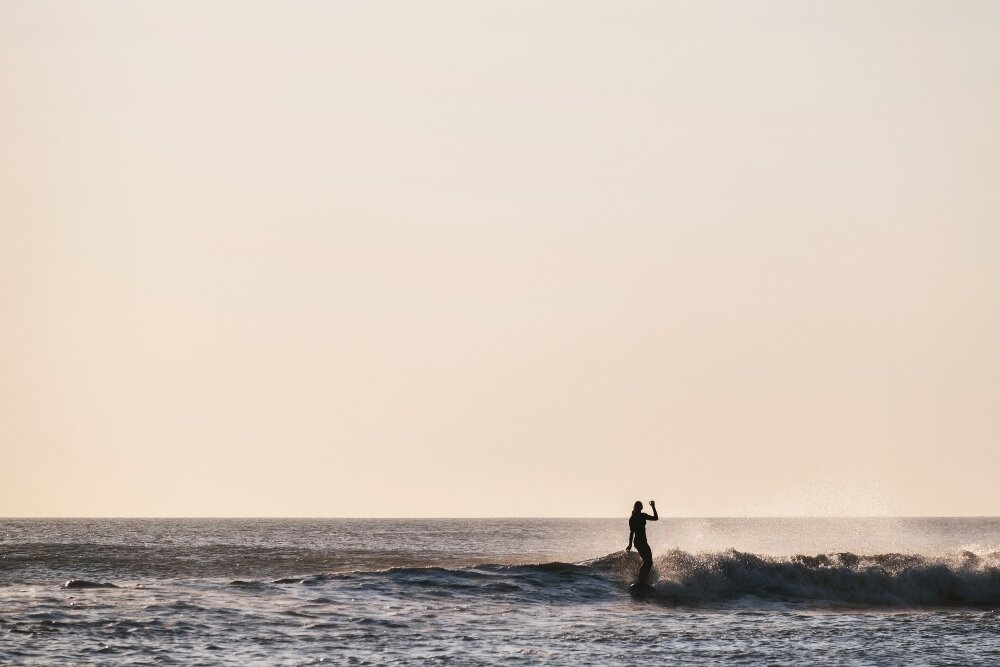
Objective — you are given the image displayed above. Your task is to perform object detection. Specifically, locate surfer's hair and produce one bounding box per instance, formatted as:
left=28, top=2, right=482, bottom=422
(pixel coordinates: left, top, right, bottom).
left=633, top=501, right=642, bottom=513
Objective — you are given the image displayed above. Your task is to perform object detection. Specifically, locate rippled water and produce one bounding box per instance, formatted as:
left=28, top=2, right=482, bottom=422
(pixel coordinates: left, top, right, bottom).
left=2, top=518, right=999, bottom=665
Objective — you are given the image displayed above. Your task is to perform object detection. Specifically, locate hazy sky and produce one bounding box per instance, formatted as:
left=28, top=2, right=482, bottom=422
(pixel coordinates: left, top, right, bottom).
left=2, top=1, right=998, bottom=517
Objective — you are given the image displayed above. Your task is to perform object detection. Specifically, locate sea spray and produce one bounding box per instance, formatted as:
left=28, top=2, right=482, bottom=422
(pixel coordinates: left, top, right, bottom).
left=588, top=548, right=1000, bottom=605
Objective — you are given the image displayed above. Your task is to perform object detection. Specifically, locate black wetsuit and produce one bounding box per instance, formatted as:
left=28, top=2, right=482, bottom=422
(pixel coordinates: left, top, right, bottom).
left=630, top=512, right=654, bottom=580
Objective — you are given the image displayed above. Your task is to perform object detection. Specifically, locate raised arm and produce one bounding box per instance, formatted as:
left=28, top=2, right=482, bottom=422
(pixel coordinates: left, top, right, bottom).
left=644, top=500, right=658, bottom=521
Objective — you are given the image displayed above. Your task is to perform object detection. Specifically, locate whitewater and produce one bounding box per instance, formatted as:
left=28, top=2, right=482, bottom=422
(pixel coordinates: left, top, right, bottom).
left=2, top=518, right=999, bottom=665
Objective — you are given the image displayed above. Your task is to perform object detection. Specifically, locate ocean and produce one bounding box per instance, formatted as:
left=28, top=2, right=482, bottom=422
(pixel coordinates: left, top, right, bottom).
left=2, top=517, right=999, bottom=665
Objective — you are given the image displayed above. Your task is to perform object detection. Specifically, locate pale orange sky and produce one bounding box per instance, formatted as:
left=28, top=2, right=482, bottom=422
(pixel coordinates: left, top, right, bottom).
left=2, top=1, right=998, bottom=517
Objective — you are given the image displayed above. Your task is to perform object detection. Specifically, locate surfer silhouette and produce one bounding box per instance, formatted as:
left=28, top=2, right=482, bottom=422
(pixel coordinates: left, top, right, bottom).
left=626, top=500, right=658, bottom=584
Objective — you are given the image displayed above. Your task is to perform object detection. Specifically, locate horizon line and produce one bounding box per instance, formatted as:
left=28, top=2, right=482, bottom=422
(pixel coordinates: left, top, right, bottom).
left=3, top=515, right=998, bottom=520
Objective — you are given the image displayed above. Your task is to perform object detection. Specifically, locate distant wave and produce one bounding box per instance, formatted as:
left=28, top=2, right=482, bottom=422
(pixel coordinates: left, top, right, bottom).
left=62, top=579, right=116, bottom=589
left=0, top=543, right=468, bottom=581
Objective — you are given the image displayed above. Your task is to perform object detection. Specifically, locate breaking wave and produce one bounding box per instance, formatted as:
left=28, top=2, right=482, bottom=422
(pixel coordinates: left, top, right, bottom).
left=12, top=543, right=1000, bottom=607
left=206, top=549, right=1000, bottom=608
left=586, top=548, right=1000, bottom=606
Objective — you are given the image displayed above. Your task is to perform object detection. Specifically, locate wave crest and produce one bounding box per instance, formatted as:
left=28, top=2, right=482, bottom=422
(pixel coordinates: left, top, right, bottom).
left=599, top=548, right=1000, bottom=606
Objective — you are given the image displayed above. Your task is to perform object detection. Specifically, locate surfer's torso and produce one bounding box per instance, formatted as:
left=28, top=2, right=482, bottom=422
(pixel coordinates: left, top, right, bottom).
left=629, top=513, right=648, bottom=543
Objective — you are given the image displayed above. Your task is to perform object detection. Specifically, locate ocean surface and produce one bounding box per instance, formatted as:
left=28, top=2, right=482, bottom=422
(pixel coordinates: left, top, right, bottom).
left=2, top=517, right=999, bottom=665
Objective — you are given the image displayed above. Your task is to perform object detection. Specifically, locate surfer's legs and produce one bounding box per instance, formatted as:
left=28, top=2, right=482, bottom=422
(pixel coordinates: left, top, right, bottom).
left=636, top=540, right=652, bottom=566
left=636, top=541, right=653, bottom=582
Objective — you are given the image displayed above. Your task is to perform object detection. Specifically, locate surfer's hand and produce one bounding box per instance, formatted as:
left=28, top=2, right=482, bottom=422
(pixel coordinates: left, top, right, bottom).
left=649, top=500, right=655, bottom=507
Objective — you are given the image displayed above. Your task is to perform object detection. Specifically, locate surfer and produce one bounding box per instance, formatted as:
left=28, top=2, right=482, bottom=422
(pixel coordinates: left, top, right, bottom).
left=626, top=500, right=658, bottom=583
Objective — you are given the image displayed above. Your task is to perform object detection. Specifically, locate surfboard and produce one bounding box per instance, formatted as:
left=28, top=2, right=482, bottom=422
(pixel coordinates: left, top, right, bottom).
left=629, top=582, right=655, bottom=596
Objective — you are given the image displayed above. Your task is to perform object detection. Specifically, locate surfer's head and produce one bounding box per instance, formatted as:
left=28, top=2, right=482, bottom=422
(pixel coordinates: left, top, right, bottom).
left=633, top=501, right=642, bottom=514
